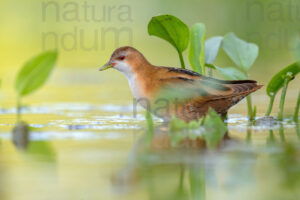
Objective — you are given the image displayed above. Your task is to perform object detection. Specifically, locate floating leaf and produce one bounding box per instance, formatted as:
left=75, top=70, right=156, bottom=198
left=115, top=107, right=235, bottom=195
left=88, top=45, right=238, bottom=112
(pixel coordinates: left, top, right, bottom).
left=214, top=66, right=247, bottom=80
left=15, top=50, right=58, bottom=96
left=188, top=23, right=206, bottom=74
left=266, top=62, right=300, bottom=97
left=205, top=36, right=223, bottom=64
left=222, top=33, right=258, bottom=72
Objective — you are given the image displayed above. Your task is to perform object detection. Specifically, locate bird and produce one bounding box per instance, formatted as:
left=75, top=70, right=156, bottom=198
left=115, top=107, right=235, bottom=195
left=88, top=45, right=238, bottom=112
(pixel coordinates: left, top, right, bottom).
left=99, top=46, right=263, bottom=122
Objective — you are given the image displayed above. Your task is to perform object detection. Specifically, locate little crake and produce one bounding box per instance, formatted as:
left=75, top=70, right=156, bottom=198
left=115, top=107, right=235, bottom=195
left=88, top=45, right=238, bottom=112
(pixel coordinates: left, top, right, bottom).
left=99, top=46, right=262, bottom=121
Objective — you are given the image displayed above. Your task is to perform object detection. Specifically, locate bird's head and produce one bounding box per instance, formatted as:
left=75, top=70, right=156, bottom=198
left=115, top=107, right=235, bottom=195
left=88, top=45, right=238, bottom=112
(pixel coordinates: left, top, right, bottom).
left=99, top=46, right=149, bottom=76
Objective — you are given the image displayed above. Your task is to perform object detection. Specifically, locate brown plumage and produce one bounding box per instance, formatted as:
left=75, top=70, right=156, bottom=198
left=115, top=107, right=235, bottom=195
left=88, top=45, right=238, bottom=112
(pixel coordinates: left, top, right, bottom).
left=99, top=46, right=263, bottom=122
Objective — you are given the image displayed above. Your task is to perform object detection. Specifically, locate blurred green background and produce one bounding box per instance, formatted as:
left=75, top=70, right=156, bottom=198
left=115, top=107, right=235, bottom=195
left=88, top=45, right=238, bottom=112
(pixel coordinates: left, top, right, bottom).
left=0, top=0, right=299, bottom=109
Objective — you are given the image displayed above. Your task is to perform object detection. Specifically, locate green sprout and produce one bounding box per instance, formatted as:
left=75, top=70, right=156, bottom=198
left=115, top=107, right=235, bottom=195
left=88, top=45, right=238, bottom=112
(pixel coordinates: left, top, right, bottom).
left=265, top=63, right=300, bottom=120
left=12, top=50, right=58, bottom=150
left=15, top=50, right=58, bottom=121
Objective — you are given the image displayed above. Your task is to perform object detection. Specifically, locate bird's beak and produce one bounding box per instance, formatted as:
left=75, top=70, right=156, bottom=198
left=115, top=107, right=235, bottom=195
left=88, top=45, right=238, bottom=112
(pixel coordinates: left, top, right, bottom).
left=99, top=62, right=113, bottom=71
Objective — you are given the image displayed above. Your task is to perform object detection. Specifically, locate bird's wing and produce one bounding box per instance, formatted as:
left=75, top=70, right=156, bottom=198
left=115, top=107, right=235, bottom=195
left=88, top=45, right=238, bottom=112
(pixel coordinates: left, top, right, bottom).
left=156, top=75, right=261, bottom=102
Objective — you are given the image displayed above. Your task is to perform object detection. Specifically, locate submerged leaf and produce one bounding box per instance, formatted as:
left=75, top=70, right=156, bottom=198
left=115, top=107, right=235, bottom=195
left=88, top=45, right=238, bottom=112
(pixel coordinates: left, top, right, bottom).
left=188, top=23, right=206, bottom=74
left=266, top=62, right=300, bottom=97
left=148, top=15, right=189, bottom=53
left=15, top=50, right=58, bottom=96
left=222, top=33, right=258, bottom=72
left=205, top=36, right=223, bottom=64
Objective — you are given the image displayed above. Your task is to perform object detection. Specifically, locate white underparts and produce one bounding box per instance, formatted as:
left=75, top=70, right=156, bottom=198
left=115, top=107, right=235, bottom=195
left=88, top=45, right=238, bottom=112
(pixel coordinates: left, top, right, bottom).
left=113, top=61, right=143, bottom=100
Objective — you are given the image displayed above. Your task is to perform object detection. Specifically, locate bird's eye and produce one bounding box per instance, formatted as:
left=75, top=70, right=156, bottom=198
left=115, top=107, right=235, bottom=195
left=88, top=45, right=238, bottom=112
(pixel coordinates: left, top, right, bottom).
left=118, top=56, right=125, bottom=60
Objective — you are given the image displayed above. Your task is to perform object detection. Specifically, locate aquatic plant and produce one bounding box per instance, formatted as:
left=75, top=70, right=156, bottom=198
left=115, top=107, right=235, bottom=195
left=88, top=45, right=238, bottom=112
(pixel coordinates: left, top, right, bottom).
left=148, top=15, right=189, bottom=69
left=188, top=23, right=206, bottom=74
left=15, top=50, right=58, bottom=121
left=168, top=108, right=227, bottom=149
left=265, top=62, right=300, bottom=120
left=221, top=33, right=259, bottom=121
left=148, top=14, right=259, bottom=121
left=12, top=50, right=58, bottom=150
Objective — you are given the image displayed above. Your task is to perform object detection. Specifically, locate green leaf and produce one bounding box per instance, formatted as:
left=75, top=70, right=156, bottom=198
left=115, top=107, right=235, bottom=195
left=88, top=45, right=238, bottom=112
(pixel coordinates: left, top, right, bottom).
left=214, top=66, right=247, bottom=80
left=266, top=62, right=300, bottom=97
left=205, top=36, right=223, bottom=64
left=222, top=32, right=258, bottom=72
left=188, top=23, right=206, bottom=74
left=15, top=50, right=58, bottom=96
left=203, top=108, right=227, bottom=149
left=148, top=15, right=189, bottom=53
left=169, top=116, right=189, bottom=132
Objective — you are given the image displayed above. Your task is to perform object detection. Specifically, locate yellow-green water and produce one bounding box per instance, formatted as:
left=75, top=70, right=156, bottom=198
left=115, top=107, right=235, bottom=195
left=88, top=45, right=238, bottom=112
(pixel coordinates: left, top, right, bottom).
left=0, top=68, right=300, bottom=200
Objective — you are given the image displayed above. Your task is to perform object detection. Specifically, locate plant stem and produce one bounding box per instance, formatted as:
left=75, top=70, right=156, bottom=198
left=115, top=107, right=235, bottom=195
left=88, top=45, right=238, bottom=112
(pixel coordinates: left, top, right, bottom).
left=179, top=165, right=185, bottom=189
left=201, top=63, right=205, bottom=76
left=296, top=123, right=300, bottom=141
left=178, top=51, right=185, bottom=69
left=293, top=90, right=300, bottom=122
left=246, top=128, right=251, bottom=144
left=17, top=96, right=21, bottom=122
left=279, top=124, right=285, bottom=142
left=278, top=77, right=290, bottom=121
left=246, top=95, right=254, bottom=121
left=265, top=95, right=275, bottom=116
left=208, top=68, right=213, bottom=77
left=267, top=129, right=275, bottom=145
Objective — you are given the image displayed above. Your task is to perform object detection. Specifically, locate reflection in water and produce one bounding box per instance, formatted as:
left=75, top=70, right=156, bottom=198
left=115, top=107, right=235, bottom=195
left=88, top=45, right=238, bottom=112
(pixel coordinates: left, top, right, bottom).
left=112, top=124, right=228, bottom=200
left=11, top=121, right=56, bottom=162
left=279, top=124, right=286, bottom=143
left=112, top=122, right=300, bottom=200
left=12, top=121, right=29, bottom=150
left=1, top=102, right=299, bottom=200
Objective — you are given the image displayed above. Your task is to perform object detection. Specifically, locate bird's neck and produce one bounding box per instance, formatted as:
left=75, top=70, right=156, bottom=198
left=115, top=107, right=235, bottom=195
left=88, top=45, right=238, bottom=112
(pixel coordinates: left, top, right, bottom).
left=125, top=62, right=157, bottom=101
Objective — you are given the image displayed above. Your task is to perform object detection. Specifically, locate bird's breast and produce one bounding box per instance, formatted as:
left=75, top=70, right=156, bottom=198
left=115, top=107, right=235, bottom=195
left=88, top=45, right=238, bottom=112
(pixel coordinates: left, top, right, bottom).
left=126, top=74, right=145, bottom=100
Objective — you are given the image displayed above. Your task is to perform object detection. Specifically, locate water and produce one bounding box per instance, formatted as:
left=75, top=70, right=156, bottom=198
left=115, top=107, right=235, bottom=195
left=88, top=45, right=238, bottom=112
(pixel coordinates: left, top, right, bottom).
left=0, top=69, right=300, bottom=200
